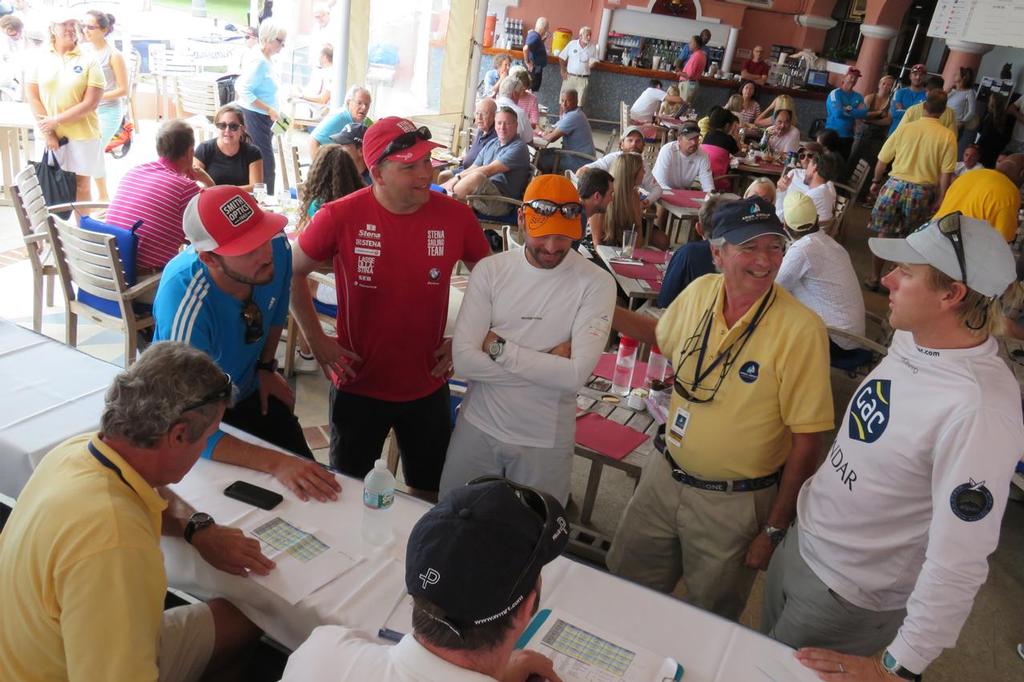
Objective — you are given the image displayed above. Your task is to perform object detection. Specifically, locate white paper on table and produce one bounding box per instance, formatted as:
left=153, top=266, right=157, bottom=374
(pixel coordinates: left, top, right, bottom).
left=516, top=607, right=683, bottom=682
left=231, top=509, right=361, bottom=606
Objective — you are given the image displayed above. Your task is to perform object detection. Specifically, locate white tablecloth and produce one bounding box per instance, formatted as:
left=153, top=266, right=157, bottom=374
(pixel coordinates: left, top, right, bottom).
left=165, top=451, right=818, bottom=681
left=0, top=321, right=120, bottom=499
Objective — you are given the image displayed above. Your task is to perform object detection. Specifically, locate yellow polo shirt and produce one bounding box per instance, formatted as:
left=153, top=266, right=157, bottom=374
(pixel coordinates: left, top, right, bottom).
left=897, top=101, right=958, bottom=134
left=27, top=44, right=104, bottom=140
left=936, top=168, right=1021, bottom=242
left=877, top=117, right=957, bottom=186
left=0, top=434, right=169, bottom=681
left=656, top=274, right=833, bottom=480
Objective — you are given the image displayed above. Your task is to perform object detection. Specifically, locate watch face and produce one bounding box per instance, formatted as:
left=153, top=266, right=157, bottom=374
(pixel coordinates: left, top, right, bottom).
left=190, top=512, right=213, bottom=526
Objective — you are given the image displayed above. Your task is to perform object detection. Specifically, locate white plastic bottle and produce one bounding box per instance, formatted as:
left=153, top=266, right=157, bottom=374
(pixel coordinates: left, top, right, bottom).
left=611, top=336, right=639, bottom=396
left=362, top=458, right=395, bottom=547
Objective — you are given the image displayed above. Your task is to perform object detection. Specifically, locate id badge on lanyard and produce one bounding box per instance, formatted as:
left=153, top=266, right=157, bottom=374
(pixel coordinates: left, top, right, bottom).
left=666, top=405, right=691, bottom=447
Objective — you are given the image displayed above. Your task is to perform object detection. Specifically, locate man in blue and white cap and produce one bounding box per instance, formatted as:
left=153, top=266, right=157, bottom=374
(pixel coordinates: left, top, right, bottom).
left=764, top=212, right=1024, bottom=681
left=280, top=478, right=570, bottom=681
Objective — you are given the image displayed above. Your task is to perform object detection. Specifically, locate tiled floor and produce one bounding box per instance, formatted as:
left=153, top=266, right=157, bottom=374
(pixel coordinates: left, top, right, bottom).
left=2, top=126, right=1023, bottom=678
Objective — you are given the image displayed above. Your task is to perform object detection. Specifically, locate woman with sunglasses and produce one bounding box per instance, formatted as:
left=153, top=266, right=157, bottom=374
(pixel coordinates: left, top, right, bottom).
left=193, top=104, right=264, bottom=192
left=26, top=12, right=104, bottom=205
left=235, top=18, right=286, bottom=194
left=81, top=10, right=126, bottom=201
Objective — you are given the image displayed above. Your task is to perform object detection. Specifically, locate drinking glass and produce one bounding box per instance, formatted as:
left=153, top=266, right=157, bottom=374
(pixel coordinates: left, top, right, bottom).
left=621, top=228, right=637, bottom=259
left=253, top=183, right=267, bottom=204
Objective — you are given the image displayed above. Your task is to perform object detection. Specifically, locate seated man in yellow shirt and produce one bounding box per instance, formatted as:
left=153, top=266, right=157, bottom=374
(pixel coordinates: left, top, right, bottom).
left=896, top=76, right=957, bottom=134
left=936, top=152, right=1024, bottom=242
left=606, top=196, right=833, bottom=621
left=0, top=343, right=273, bottom=682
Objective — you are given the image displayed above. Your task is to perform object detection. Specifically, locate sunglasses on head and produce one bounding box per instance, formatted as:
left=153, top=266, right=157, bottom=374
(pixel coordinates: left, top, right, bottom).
left=181, top=371, right=233, bottom=414
left=524, top=199, right=583, bottom=220
left=931, top=211, right=968, bottom=284
left=241, top=299, right=264, bottom=345
left=376, top=126, right=431, bottom=165
left=798, top=152, right=818, bottom=160
left=216, top=121, right=241, bottom=131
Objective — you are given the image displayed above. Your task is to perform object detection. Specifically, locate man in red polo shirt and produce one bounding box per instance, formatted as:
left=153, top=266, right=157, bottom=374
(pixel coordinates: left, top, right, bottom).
left=291, top=117, right=490, bottom=498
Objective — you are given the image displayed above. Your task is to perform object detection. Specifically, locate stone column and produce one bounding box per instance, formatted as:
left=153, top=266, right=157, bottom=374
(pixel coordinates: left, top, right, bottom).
left=942, top=39, right=993, bottom=89
left=854, top=24, right=898, bottom=94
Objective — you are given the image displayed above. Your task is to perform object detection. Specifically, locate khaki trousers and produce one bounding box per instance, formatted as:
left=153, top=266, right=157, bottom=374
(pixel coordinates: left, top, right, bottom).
left=607, top=451, right=776, bottom=620
left=564, top=74, right=590, bottom=107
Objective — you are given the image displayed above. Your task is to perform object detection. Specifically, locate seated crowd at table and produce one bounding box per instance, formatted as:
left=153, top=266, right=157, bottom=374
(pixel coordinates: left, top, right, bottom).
left=3, top=9, right=1024, bottom=682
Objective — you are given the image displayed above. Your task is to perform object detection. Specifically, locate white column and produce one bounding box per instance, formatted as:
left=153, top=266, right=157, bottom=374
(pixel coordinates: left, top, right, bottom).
left=332, top=0, right=351, bottom=107
left=597, top=8, right=612, bottom=61
left=722, top=26, right=738, bottom=76
left=464, top=0, right=489, bottom=140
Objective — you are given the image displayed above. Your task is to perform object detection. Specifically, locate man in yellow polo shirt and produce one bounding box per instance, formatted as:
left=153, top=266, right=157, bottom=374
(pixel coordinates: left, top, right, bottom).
left=606, top=196, right=833, bottom=620
left=0, top=343, right=273, bottom=682
left=895, top=76, right=957, bottom=134
left=865, top=90, right=957, bottom=291
left=935, top=153, right=1024, bottom=242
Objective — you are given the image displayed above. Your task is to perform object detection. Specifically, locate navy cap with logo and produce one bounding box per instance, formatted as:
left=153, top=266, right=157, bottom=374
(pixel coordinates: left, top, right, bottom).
left=329, top=122, right=368, bottom=146
left=679, top=120, right=701, bottom=139
left=711, top=196, right=787, bottom=245
left=405, top=478, right=569, bottom=631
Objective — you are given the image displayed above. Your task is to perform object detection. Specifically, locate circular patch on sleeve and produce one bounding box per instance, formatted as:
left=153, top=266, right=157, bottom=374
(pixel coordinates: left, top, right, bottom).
left=949, top=480, right=994, bottom=522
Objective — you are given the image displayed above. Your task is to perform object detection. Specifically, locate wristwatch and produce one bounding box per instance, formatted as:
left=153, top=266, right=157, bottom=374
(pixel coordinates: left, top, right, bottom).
left=256, top=359, right=279, bottom=373
left=184, top=512, right=215, bottom=545
left=487, top=336, right=506, bottom=361
left=882, top=651, right=922, bottom=681
left=763, top=525, right=787, bottom=547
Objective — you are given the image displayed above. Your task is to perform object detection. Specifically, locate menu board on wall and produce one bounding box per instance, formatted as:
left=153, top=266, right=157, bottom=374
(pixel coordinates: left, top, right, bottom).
left=928, top=0, right=1024, bottom=49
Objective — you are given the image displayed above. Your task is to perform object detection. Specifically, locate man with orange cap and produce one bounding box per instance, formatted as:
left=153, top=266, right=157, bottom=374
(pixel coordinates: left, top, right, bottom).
left=439, top=175, right=616, bottom=504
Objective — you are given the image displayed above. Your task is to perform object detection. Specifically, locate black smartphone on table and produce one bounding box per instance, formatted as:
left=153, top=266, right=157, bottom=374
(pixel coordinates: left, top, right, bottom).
left=224, top=480, right=283, bottom=510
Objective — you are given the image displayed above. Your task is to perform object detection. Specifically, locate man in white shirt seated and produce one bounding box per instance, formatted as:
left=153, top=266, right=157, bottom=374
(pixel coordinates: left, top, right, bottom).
left=652, top=120, right=715, bottom=193
left=280, top=477, right=571, bottom=682
left=629, top=79, right=681, bottom=124
left=439, top=175, right=615, bottom=504
left=581, top=125, right=663, bottom=205
left=495, top=76, right=534, bottom=145
left=775, top=151, right=839, bottom=224
left=763, top=213, right=1023, bottom=682
left=953, top=143, right=983, bottom=178
left=765, top=108, right=801, bottom=157
left=775, top=191, right=867, bottom=366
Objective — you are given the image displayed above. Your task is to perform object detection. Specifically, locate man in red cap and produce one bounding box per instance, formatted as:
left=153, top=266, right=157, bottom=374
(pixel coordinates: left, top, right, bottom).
left=438, top=175, right=615, bottom=504
left=889, top=64, right=928, bottom=135
left=291, top=116, right=491, bottom=499
left=154, top=185, right=342, bottom=504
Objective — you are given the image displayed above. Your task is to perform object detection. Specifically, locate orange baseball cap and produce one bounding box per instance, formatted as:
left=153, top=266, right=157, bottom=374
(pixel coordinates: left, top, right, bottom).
left=522, top=175, right=583, bottom=239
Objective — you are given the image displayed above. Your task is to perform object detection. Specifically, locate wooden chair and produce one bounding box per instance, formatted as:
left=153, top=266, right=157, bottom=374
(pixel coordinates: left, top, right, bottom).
left=274, top=134, right=291, bottom=191
left=126, top=49, right=142, bottom=132
left=290, top=144, right=307, bottom=187
left=174, top=76, right=220, bottom=142
left=46, top=215, right=160, bottom=366
left=145, top=45, right=200, bottom=121
left=464, top=195, right=522, bottom=252
left=534, top=148, right=598, bottom=174
left=604, top=127, right=619, bottom=155
left=845, top=158, right=871, bottom=197
left=410, top=115, right=457, bottom=152
left=9, top=166, right=109, bottom=332
left=824, top=193, right=850, bottom=243
left=619, top=102, right=630, bottom=134
left=284, top=271, right=335, bottom=378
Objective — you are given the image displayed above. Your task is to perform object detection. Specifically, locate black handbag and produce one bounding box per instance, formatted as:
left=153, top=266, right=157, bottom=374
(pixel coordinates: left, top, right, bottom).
left=31, top=149, right=76, bottom=220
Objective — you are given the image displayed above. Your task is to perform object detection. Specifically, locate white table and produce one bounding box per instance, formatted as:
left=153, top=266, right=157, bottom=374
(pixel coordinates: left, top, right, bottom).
left=164, top=449, right=818, bottom=681
left=0, top=102, right=36, bottom=207
left=595, top=244, right=662, bottom=304
left=0, top=320, right=121, bottom=499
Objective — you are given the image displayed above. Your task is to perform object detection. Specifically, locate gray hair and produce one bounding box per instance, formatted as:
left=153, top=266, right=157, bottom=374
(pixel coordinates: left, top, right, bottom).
left=257, top=18, right=286, bottom=47
left=499, top=75, right=524, bottom=98
left=101, top=342, right=230, bottom=448
left=698, top=194, right=731, bottom=232
left=345, top=84, right=371, bottom=102
left=743, top=177, right=777, bottom=204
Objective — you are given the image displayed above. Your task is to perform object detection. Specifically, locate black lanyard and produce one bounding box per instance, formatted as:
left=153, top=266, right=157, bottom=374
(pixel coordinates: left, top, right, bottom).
left=88, top=440, right=133, bottom=492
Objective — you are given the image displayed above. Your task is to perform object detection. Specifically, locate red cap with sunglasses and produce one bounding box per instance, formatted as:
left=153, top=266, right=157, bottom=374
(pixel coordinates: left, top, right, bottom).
left=521, top=175, right=583, bottom=239
left=362, top=116, right=441, bottom=168
left=183, top=186, right=287, bottom=256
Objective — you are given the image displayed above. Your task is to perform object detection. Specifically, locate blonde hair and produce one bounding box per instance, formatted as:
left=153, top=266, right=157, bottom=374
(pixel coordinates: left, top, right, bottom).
left=724, top=94, right=743, bottom=113
left=602, top=153, right=644, bottom=245
left=658, top=85, right=681, bottom=117
left=927, top=266, right=1002, bottom=336
left=744, top=177, right=777, bottom=204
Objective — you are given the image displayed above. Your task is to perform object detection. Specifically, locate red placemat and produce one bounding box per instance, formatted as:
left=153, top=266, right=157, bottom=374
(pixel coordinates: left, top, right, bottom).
left=575, top=413, right=650, bottom=460
left=633, top=247, right=671, bottom=264
left=610, top=260, right=662, bottom=280
left=660, top=189, right=705, bottom=208
left=741, top=161, right=785, bottom=174
left=593, top=352, right=672, bottom=388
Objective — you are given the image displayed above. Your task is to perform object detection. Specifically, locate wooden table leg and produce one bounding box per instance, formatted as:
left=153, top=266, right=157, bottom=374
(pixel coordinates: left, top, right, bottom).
left=580, top=458, right=604, bottom=526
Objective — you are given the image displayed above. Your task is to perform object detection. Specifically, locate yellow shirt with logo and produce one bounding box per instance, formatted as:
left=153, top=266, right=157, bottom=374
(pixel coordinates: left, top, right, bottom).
left=656, top=274, right=834, bottom=480
left=897, top=101, right=957, bottom=135
left=27, top=44, right=104, bottom=140
left=877, top=117, right=957, bottom=186
left=0, top=434, right=168, bottom=681
left=935, top=168, right=1021, bottom=242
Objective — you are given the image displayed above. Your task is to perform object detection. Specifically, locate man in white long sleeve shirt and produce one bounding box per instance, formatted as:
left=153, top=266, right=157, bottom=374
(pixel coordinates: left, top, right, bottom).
left=581, top=126, right=663, bottom=205
left=763, top=213, right=1024, bottom=681
left=652, top=121, right=715, bottom=193
left=440, top=175, right=616, bottom=504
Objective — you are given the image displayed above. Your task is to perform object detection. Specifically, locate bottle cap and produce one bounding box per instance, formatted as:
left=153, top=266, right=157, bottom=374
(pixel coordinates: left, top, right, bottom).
left=619, top=336, right=638, bottom=349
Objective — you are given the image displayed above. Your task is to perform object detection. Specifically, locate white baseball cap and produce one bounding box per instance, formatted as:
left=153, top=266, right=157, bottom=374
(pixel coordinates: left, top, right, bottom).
left=868, top=213, right=1016, bottom=297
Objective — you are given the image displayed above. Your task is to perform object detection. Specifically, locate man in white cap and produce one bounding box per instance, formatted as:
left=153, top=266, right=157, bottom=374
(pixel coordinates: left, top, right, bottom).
left=154, top=186, right=341, bottom=503
left=580, top=125, right=663, bottom=205
left=763, top=212, right=1024, bottom=681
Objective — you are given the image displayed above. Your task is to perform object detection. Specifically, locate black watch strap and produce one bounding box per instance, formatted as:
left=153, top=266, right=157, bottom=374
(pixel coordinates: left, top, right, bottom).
left=184, top=512, right=214, bottom=544
left=256, top=359, right=278, bottom=373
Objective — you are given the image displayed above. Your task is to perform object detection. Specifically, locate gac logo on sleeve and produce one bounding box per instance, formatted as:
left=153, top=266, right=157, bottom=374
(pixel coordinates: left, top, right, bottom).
left=848, top=379, right=890, bottom=444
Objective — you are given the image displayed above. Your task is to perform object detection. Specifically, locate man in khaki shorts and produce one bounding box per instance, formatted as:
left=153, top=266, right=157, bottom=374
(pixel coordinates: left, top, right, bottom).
left=0, top=342, right=271, bottom=681
left=605, top=196, right=834, bottom=620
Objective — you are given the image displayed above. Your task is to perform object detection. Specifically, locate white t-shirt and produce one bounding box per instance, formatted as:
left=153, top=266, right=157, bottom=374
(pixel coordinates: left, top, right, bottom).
left=652, top=143, right=715, bottom=192
left=281, top=626, right=495, bottom=681
left=775, top=172, right=836, bottom=222
left=495, top=95, right=534, bottom=145
left=582, top=150, right=663, bottom=204
left=630, top=87, right=667, bottom=122
left=453, top=248, right=615, bottom=448
left=768, top=126, right=801, bottom=156
left=775, top=231, right=865, bottom=349
left=563, top=40, right=597, bottom=76
left=953, top=161, right=983, bottom=178
left=797, top=330, right=1024, bottom=674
